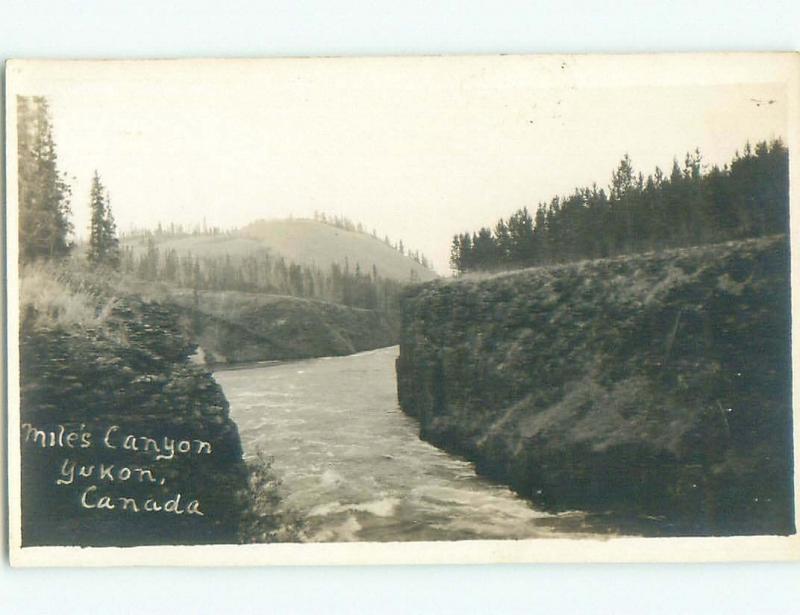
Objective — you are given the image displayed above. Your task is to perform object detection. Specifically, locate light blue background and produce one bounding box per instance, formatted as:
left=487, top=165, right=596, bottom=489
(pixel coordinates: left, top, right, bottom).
left=2, top=2, right=799, bottom=613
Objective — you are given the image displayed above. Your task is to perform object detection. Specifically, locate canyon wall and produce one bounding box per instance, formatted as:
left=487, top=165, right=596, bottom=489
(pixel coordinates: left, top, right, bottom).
left=396, top=236, right=794, bottom=535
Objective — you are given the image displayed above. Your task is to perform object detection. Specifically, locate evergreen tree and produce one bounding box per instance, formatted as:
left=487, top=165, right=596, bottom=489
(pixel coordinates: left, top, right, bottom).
left=103, top=192, right=121, bottom=268
left=87, top=171, right=120, bottom=268
left=17, top=96, right=73, bottom=262
left=450, top=139, right=789, bottom=273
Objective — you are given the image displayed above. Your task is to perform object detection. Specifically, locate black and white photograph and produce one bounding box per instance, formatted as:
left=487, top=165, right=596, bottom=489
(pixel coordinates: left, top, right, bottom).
left=5, top=53, right=800, bottom=566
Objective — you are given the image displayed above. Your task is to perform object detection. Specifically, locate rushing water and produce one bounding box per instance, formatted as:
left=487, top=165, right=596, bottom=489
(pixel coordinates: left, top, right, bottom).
left=214, top=346, right=590, bottom=542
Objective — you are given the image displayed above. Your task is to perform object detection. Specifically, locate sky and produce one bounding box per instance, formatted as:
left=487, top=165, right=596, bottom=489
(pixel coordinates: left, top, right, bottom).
left=7, top=55, right=793, bottom=273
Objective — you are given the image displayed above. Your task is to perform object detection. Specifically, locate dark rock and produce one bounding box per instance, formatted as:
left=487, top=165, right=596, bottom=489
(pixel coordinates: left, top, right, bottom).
left=396, top=236, right=794, bottom=536
left=19, top=293, right=249, bottom=547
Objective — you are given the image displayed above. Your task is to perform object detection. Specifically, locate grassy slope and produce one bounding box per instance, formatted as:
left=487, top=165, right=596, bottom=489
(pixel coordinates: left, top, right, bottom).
left=396, top=235, right=793, bottom=535
left=123, top=218, right=438, bottom=282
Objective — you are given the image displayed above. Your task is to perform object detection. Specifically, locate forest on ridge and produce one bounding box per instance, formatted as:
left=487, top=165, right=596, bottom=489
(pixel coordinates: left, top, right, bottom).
left=450, top=140, right=789, bottom=273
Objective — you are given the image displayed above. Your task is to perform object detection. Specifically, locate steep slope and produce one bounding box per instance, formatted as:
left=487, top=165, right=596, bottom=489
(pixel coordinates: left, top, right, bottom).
left=396, top=235, right=793, bottom=536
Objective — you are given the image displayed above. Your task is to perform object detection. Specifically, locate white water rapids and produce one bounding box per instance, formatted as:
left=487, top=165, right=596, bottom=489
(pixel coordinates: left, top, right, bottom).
left=214, top=346, right=592, bottom=542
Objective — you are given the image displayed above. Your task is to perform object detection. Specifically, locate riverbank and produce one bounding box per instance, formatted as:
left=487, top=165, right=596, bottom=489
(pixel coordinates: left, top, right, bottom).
left=396, top=235, right=794, bottom=536
left=123, top=281, right=398, bottom=366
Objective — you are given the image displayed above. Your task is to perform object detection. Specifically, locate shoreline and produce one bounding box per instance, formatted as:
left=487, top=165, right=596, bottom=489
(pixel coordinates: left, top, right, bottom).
left=210, top=344, right=399, bottom=373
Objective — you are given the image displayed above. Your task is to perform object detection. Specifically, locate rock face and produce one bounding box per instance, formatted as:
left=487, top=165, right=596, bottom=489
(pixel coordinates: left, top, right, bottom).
left=396, top=236, right=794, bottom=535
left=19, top=293, right=249, bottom=547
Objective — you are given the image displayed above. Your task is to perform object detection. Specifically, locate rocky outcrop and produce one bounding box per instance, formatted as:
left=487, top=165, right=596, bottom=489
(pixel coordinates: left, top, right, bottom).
left=19, top=292, right=249, bottom=547
left=396, top=236, right=794, bottom=535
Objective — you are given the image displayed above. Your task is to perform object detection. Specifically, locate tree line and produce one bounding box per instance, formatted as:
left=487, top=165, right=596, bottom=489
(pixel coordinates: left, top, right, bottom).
left=122, top=239, right=406, bottom=312
left=450, top=139, right=789, bottom=273
left=121, top=220, right=229, bottom=239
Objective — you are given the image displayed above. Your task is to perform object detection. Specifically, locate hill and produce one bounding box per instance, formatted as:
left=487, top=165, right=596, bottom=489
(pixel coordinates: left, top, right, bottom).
left=123, top=218, right=438, bottom=283
left=243, top=218, right=438, bottom=281
left=396, top=235, right=793, bottom=536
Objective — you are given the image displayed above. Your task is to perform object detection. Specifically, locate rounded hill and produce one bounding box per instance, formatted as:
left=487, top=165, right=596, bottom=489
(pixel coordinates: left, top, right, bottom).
left=242, top=218, right=438, bottom=282
left=123, top=218, right=438, bottom=283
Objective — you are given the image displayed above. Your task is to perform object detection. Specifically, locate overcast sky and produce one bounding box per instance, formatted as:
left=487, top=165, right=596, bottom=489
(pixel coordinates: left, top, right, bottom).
left=8, top=55, right=792, bottom=273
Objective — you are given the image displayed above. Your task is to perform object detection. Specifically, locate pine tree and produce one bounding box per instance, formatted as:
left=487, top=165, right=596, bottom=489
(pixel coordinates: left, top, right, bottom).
left=87, top=171, right=120, bottom=268
left=449, top=235, right=463, bottom=273
left=17, top=96, right=73, bottom=262
left=103, top=190, right=121, bottom=269
left=87, top=172, right=104, bottom=263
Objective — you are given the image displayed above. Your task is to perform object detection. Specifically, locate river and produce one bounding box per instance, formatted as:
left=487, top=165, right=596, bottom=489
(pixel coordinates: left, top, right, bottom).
left=214, top=346, right=590, bottom=542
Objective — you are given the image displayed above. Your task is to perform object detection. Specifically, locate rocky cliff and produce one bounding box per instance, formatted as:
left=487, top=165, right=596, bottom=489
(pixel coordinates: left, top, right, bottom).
left=396, top=235, right=794, bottom=535
left=19, top=272, right=250, bottom=547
